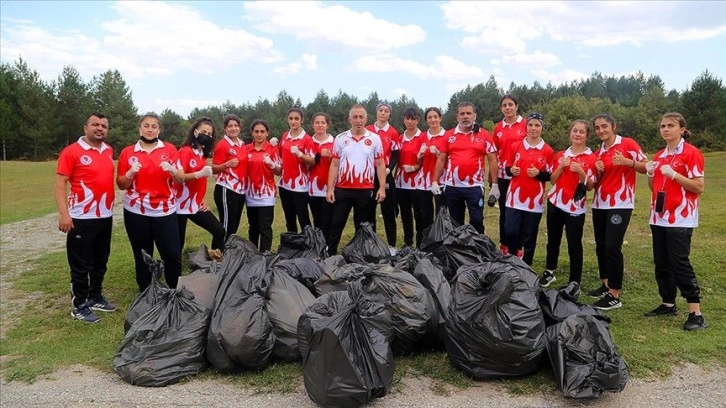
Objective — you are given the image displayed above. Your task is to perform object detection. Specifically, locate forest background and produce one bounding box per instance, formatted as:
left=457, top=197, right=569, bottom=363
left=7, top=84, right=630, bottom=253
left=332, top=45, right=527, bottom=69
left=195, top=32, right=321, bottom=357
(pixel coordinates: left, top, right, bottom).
left=2, top=57, right=724, bottom=161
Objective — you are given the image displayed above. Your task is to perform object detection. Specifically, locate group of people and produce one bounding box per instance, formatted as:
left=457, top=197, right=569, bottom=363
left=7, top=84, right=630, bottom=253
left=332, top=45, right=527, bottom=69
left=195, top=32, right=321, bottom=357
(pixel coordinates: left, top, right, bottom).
left=55, top=98, right=707, bottom=331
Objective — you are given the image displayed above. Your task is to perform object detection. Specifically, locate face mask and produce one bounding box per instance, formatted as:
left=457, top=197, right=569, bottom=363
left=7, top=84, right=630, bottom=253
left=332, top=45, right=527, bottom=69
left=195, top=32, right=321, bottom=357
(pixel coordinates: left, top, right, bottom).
left=196, top=132, right=213, bottom=157
left=140, top=135, right=159, bottom=144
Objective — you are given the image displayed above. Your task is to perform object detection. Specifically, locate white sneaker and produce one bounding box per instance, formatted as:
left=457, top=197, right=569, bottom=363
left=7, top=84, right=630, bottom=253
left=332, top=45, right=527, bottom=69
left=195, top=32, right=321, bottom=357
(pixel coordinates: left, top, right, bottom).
left=389, top=246, right=398, bottom=256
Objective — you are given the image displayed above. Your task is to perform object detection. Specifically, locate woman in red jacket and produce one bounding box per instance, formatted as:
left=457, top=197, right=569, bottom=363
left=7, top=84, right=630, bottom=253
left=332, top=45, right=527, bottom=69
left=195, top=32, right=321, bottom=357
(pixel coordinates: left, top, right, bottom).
left=245, top=119, right=282, bottom=252
left=117, top=112, right=185, bottom=291
left=503, top=112, right=555, bottom=266
left=540, top=120, right=597, bottom=287
left=212, top=114, right=248, bottom=242
left=396, top=107, right=424, bottom=248
left=308, top=112, right=335, bottom=242
left=644, top=112, right=706, bottom=330
left=175, top=117, right=225, bottom=254
left=589, top=113, right=647, bottom=311
left=492, top=94, right=527, bottom=254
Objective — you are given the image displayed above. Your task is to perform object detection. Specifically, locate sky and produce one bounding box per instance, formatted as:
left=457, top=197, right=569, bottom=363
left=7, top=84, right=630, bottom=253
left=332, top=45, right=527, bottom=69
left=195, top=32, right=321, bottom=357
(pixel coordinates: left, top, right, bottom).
left=1, top=1, right=725, bottom=119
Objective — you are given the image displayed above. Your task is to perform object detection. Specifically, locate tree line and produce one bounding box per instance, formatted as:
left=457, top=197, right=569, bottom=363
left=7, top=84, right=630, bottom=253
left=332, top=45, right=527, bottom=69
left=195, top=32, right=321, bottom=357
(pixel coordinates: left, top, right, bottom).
left=1, top=56, right=724, bottom=160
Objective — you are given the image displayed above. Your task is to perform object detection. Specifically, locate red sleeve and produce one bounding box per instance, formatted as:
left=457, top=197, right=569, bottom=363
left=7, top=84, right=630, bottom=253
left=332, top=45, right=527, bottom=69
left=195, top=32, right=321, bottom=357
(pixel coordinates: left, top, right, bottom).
left=440, top=130, right=452, bottom=154
left=303, top=135, right=315, bottom=156
left=546, top=146, right=556, bottom=172
left=492, top=123, right=502, bottom=150
left=117, top=147, right=130, bottom=177
left=56, top=146, right=75, bottom=177
left=212, top=140, right=227, bottom=165
left=505, top=142, right=520, bottom=167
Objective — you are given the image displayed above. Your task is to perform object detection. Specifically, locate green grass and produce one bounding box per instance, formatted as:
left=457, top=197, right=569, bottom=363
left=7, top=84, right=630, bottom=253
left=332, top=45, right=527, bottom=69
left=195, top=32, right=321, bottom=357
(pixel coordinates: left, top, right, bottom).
left=0, top=161, right=59, bottom=224
left=1, top=153, right=725, bottom=393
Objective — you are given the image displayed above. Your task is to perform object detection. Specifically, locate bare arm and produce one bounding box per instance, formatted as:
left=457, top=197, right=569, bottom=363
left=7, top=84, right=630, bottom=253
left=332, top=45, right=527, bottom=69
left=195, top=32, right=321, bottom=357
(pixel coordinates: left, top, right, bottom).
left=326, top=158, right=340, bottom=203
left=299, top=154, right=315, bottom=166
left=487, top=152, right=498, bottom=185
left=54, top=174, right=73, bottom=233
left=116, top=174, right=132, bottom=190
left=675, top=174, right=704, bottom=195
left=433, top=153, right=448, bottom=183
left=375, top=158, right=386, bottom=202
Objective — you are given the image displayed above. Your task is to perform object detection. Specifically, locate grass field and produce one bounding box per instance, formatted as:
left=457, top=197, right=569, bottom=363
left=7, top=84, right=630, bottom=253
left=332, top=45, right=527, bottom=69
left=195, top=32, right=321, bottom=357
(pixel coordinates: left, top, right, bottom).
left=1, top=153, right=725, bottom=394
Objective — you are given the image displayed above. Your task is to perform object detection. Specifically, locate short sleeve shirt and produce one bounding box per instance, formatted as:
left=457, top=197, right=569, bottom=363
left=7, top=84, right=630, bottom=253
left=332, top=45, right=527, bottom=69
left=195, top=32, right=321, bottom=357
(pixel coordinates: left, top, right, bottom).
left=547, top=147, right=597, bottom=215
left=175, top=146, right=207, bottom=215
left=395, top=129, right=423, bottom=190
left=366, top=123, right=400, bottom=167
left=333, top=130, right=384, bottom=189
left=308, top=135, right=335, bottom=197
left=441, top=125, right=497, bottom=188
left=592, top=136, right=647, bottom=209
left=493, top=116, right=527, bottom=180
left=279, top=130, right=315, bottom=192
left=505, top=139, right=556, bottom=213
left=56, top=137, right=115, bottom=219
left=416, top=128, right=446, bottom=191
left=649, top=140, right=704, bottom=227
left=213, top=135, right=247, bottom=195
left=117, top=141, right=179, bottom=217
left=245, top=142, right=280, bottom=207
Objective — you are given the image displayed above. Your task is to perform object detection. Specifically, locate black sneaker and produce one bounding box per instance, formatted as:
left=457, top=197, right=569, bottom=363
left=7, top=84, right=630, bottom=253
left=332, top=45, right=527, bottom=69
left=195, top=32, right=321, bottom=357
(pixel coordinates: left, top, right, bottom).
left=592, top=293, right=622, bottom=310
left=89, top=297, right=116, bottom=313
left=71, top=303, right=100, bottom=323
left=539, top=271, right=556, bottom=288
left=644, top=304, right=678, bottom=317
left=683, top=313, right=708, bottom=331
left=587, top=284, right=609, bottom=298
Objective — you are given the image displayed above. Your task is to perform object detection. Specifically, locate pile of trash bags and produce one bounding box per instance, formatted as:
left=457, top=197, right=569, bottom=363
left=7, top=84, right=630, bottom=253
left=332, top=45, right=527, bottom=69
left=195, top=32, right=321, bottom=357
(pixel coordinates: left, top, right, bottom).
left=112, top=209, right=628, bottom=402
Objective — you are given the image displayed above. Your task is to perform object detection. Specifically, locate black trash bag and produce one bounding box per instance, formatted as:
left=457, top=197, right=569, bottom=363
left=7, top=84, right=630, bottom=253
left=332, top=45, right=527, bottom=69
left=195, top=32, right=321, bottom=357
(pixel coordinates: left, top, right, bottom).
left=545, top=313, right=628, bottom=399
left=124, top=250, right=170, bottom=332
left=393, top=247, right=444, bottom=274
left=342, top=222, right=390, bottom=264
left=278, top=225, right=329, bottom=260
left=411, top=258, right=450, bottom=348
left=539, top=281, right=601, bottom=327
left=321, top=254, right=347, bottom=270
left=178, top=270, right=217, bottom=311
left=317, top=263, right=438, bottom=355
left=224, top=234, right=260, bottom=257
left=364, top=265, right=438, bottom=355
left=315, top=263, right=369, bottom=295
left=114, top=288, right=210, bottom=387
left=446, top=259, right=545, bottom=379
left=298, top=281, right=394, bottom=407
left=438, top=225, right=500, bottom=278
left=420, top=206, right=459, bottom=251
left=206, top=255, right=275, bottom=372
left=188, top=243, right=215, bottom=274
left=266, top=257, right=317, bottom=362
left=271, top=258, right=325, bottom=297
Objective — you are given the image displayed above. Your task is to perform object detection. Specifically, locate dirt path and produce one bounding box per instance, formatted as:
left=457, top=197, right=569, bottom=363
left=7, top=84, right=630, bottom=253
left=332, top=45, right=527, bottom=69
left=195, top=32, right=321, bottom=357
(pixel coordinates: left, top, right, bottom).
left=1, top=211, right=724, bottom=407
left=0, top=211, right=69, bottom=338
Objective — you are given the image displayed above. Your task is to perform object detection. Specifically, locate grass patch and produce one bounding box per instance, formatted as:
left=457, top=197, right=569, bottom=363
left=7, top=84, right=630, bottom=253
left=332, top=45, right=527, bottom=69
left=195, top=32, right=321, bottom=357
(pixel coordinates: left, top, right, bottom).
left=1, top=153, right=725, bottom=393
left=0, top=161, right=59, bottom=224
